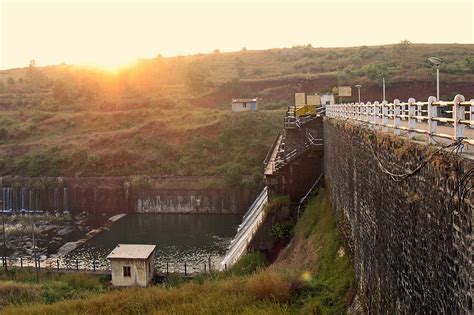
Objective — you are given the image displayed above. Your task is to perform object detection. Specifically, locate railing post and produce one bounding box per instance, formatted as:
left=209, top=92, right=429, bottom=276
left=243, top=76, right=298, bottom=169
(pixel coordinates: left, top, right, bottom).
left=428, top=96, right=438, bottom=145
left=453, top=94, right=466, bottom=143
left=57, top=259, right=60, bottom=271
left=365, top=102, right=370, bottom=125
left=394, top=99, right=401, bottom=136
left=166, top=262, right=169, bottom=275
left=470, top=99, right=474, bottom=129
left=382, top=101, right=388, bottom=132
left=76, top=259, right=79, bottom=271
left=417, top=101, right=423, bottom=122
left=184, top=262, right=187, bottom=276
left=373, top=101, right=380, bottom=129
left=20, top=257, right=23, bottom=269
left=408, top=98, right=416, bottom=139
left=208, top=256, right=212, bottom=272
left=402, top=101, right=407, bottom=121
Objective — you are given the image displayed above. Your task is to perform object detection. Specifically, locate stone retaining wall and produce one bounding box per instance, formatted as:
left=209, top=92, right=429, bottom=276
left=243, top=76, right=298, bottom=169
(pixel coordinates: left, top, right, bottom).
left=324, top=118, right=473, bottom=313
left=0, top=176, right=255, bottom=214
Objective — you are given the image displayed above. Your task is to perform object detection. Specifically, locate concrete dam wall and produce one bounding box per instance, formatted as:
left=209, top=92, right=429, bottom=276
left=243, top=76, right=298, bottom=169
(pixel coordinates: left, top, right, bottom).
left=323, top=118, right=472, bottom=313
left=0, top=176, right=255, bottom=214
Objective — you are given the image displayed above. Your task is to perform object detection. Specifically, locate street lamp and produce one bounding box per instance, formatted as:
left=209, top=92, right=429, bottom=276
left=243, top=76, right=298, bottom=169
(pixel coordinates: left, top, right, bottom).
left=428, top=57, right=442, bottom=100
left=382, top=78, right=386, bottom=102
left=355, top=84, right=362, bottom=103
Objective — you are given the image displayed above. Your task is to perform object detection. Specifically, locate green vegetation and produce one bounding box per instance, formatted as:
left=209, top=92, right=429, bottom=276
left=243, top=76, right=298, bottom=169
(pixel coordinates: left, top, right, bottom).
left=1, top=190, right=355, bottom=314
left=0, top=108, right=282, bottom=182
left=0, top=43, right=472, bottom=178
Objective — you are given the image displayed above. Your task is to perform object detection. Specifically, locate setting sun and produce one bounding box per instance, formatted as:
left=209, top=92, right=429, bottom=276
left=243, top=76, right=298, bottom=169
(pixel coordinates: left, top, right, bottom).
left=1, top=0, right=473, bottom=69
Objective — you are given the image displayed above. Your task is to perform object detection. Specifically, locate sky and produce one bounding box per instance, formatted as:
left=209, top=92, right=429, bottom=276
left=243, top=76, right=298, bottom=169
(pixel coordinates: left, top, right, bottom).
left=1, top=0, right=473, bottom=70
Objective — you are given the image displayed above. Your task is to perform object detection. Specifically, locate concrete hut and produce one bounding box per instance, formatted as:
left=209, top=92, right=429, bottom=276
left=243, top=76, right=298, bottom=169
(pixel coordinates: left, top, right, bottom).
left=231, top=98, right=258, bottom=112
left=107, top=244, right=156, bottom=287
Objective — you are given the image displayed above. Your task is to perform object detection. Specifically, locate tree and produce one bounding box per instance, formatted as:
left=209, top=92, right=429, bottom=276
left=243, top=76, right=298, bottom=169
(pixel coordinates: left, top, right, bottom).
left=184, top=62, right=211, bottom=92
left=393, top=39, right=411, bottom=58
left=213, top=49, right=220, bottom=54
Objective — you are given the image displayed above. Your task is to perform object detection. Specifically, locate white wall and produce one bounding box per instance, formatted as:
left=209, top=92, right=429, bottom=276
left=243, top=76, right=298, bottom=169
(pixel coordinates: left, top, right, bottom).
left=232, top=102, right=257, bottom=112
left=110, top=255, right=154, bottom=287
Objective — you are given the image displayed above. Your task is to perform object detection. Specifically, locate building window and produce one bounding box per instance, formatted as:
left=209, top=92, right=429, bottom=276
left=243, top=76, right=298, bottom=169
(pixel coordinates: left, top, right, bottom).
left=243, top=103, right=247, bottom=108
left=123, top=266, right=131, bottom=277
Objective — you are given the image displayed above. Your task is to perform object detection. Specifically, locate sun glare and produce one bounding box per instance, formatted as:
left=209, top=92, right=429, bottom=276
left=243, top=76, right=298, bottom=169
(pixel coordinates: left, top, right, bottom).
left=80, top=58, right=137, bottom=73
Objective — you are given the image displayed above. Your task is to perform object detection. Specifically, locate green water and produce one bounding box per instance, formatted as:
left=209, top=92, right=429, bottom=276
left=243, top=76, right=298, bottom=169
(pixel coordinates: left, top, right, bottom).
left=64, top=213, right=242, bottom=273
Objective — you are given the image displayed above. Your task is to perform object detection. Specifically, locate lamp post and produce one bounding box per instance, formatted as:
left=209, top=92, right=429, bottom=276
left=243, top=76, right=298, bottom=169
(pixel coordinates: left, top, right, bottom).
left=355, top=84, right=362, bottom=103
left=428, top=57, right=442, bottom=100
left=382, top=78, right=386, bottom=102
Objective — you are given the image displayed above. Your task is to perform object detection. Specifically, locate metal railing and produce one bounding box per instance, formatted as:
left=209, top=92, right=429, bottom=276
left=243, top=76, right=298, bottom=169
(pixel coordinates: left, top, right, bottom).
left=220, top=186, right=268, bottom=270
left=326, top=95, right=474, bottom=146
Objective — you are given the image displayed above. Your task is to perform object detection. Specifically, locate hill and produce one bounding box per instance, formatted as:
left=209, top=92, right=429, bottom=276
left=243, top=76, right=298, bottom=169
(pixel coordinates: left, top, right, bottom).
left=0, top=42, right=473, bottom=178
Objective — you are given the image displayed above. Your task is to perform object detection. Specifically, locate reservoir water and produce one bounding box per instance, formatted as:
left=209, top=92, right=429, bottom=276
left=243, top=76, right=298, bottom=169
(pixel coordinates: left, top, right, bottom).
left=64, top=213, right=242, bottom=273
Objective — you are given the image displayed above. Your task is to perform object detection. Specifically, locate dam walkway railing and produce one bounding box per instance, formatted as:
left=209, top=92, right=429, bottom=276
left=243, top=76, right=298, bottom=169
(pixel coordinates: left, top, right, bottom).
left=326, top=95, right=474, bottom=148
left=220, top=186, right=268, bottom=270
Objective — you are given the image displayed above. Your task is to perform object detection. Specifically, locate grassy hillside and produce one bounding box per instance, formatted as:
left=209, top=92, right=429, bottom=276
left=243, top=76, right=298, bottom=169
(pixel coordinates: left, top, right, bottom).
left=0, top=105, right=283, bottom=182
left=1, top=42, right=472, bottom=178
left=0, top=190, right=355, bottom=314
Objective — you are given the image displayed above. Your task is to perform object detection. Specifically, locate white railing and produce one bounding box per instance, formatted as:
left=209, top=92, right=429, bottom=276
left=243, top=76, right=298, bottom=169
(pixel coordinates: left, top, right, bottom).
left=220, top=186, right=268, bottom=270
left=326, top=95, right=474, bottom=146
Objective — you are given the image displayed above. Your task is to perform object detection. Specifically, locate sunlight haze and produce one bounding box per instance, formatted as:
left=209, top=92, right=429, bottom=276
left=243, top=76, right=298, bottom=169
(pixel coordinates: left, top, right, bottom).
left=1, top=0, right=473, bottom=69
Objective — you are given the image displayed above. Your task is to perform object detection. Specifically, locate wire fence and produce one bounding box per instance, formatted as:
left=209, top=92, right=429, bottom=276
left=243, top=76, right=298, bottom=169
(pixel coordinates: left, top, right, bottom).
left=1, top=255, right=220, bottom=276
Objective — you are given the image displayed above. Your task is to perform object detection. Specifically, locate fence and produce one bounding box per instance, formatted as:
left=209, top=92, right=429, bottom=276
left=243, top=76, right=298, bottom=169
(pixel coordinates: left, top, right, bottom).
left=326, top=95, right=474, bottom=147
left=1, top=255, right=218, bottom=276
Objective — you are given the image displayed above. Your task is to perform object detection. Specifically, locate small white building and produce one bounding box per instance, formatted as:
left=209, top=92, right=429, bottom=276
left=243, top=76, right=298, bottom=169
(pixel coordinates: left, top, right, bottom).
left=231, top=98, right=258, bottom=112
left=320, top=93, right=335, bottom=106
left=107, top=244, right=156, bottom=287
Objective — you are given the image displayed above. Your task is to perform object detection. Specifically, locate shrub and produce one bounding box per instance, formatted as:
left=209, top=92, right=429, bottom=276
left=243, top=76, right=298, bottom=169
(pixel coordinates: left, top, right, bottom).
left=271, top=220, right=295, bottom=240
left=230, top=252, right=266, bottom=276
left=40, top=281, right=75, bottom=304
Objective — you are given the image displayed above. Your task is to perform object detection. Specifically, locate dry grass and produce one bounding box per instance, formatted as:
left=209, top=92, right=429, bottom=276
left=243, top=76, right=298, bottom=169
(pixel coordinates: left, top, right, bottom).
left=2, top=276, right=291, bottom=315
left=246, top=271, right=291, bottom=303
